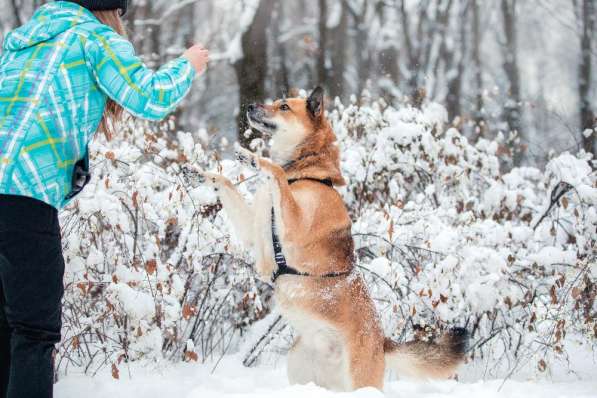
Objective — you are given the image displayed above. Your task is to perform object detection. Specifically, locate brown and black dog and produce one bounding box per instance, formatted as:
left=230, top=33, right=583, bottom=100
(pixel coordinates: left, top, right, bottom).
left=184, top=87, right=467, bottom=391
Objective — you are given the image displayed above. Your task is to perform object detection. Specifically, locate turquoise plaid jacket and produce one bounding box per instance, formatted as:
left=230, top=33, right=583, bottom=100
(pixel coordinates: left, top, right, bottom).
left=0, top=2, right=195, bottom=209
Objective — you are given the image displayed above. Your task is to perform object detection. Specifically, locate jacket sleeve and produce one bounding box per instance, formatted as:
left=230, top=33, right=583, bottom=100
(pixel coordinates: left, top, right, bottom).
left=83, top=28, right=195, bottom=121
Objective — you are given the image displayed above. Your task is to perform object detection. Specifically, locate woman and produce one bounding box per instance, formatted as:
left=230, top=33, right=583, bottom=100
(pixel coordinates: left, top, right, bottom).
left=0, top=1, right=208, bottom=397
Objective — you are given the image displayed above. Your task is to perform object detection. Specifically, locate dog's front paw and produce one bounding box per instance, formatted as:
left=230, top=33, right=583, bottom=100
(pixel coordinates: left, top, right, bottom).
left=182, top=166, right=227, bottom=194
left=181, top=165, right=206, bottom=187
left=235, top=147, right=260, bottom=171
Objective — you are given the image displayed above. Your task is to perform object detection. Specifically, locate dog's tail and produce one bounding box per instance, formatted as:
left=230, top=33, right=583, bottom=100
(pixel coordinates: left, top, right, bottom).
left=384, top=327, right=468, bottom=379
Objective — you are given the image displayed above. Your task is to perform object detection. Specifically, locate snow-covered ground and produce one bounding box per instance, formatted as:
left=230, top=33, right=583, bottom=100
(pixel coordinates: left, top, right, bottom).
left=56, top=355, right=597, bottom=398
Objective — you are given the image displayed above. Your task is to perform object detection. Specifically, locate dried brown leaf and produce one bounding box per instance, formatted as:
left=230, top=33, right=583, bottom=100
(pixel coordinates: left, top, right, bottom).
left=145, top=259, right=157, bottom=275
left=185, top=351, right=198, bottom=362
left=111, top=363, right=120, bottom=380
left=182, top=304, right=196, bottom=320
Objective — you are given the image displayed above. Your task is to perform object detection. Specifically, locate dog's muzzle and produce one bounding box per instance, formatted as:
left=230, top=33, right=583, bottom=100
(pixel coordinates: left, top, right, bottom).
left=247, top=104, right=276, bottom=133
left=247, top=104, right=266, bottom=122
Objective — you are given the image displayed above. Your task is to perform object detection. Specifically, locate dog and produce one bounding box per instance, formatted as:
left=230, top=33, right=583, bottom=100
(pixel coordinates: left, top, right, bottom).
left=183, top=87, right=467, bottom=391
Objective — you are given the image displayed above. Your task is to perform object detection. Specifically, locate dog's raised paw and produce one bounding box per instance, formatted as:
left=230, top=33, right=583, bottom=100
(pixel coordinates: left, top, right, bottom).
left=181, top=165, right=206, bottom=187
left=235, top=148, right=260, bottom=171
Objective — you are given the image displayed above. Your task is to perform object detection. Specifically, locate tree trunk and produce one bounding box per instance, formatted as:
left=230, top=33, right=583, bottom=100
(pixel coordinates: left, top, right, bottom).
left=434, top=0, right=462, bottom=122
left=377, top=2, right=399, bottom=86
left=124, top=1, right=138, bottom=46
left=501, top=0, right=523, bottom=165
left=379, top=47, right=399, bottom=85
left=343, top=0, right=370, bottom=96
left=272, top=2, right=290, bottom=97
left=472, top=0, right=485, bottom=134
left=173, top=2, right=199, bottom=131
left=317, top=0, right=329, bottom=87
left=399, top=0, right=426, bottom=106
left=329, top=3, right=348, bottom=100
left=579, top=0, right=595, bottom=156
left=10, top=0, right=22, bottom=27
left=355, top=13, right=370, bottom=95
left=149, top=1, right=162, bottom=68
left=135, top=2, right=152, bottom=57
left=184, top=3, right=197, bottom=48
left=234, top=0, right=275, bottom=147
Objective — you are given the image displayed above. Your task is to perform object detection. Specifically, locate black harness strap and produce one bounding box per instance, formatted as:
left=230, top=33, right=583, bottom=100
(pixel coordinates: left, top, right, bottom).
left=271, top=207, right=304, bottom=281
left=287, top=177, right=333, bottom=187
left=270, top=177, right=352, bottom=282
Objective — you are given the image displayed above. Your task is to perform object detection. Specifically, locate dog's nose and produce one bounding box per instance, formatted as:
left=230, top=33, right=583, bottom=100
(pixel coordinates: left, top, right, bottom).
left=247, top=104, right=256, bottom=113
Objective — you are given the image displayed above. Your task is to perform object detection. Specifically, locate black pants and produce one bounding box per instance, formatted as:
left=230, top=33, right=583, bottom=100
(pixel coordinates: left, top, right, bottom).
left=0, top=195, right=64, bottom=398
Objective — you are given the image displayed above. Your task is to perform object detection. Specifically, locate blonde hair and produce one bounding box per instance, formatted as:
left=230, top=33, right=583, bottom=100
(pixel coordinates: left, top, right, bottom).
left=92, top=10, right=126, bottom=139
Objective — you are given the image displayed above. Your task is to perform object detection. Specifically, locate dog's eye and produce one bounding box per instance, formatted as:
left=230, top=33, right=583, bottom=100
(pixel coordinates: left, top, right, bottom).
left=279, top=103, right=290, bottom=111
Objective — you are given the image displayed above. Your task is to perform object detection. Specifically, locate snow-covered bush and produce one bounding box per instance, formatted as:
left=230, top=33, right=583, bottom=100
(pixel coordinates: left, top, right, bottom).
left=329, top=97, right=595, bottom=377
left=57, top=119, right=271, bottom=374
left=57, top=98, right=596, bottom=379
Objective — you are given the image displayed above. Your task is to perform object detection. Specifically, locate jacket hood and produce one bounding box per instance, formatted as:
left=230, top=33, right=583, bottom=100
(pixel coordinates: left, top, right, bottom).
left=3, top=2, right=97, bottom=51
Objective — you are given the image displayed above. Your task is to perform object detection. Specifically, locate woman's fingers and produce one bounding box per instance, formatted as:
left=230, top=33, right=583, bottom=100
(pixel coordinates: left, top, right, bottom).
left=183, top=44, right=210, bottom=75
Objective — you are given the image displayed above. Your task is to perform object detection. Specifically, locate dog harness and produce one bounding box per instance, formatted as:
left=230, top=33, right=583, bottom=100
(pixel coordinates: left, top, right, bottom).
left=270, top=177, right=353, bottom=282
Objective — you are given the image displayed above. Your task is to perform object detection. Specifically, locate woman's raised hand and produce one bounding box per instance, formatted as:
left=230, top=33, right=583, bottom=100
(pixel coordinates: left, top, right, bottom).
left=183, top=44, right=209, bottom=75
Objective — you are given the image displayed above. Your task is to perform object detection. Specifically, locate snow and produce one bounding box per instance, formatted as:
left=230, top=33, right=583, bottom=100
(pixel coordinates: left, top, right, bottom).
left=546, top=152, right=592, bottom=189
left=108, top=283, right=156, bottom=321
left=527, top=246, right=577, bottom=266
left=55, top=357, right=597, bottom=398
left=368, top=257, right=392, bottom=277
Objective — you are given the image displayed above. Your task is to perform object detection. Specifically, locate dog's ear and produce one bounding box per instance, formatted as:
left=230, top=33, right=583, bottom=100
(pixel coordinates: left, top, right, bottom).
left=307, top=86, right=324, bottom=119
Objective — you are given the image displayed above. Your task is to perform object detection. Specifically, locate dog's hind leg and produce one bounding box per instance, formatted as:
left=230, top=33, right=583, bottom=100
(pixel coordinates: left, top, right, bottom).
left=287, top=337, right=316, bottom=386
left=346, top=334, right=385, bottom=390
left=287, top=334, right=350, bottom=391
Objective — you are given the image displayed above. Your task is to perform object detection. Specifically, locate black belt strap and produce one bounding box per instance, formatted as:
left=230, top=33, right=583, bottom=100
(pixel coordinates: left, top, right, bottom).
left=65, top=151, right=91, bottom=201
left=270, top=177, right=351, bottom=282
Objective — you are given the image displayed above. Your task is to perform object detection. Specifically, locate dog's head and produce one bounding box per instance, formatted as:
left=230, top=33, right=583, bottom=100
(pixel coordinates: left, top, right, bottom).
left=247, top=87, right=326, bottom=164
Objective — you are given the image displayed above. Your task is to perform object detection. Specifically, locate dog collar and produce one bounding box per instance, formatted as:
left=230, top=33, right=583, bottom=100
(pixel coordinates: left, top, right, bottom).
left=282, top=151, right=320, bottom=172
